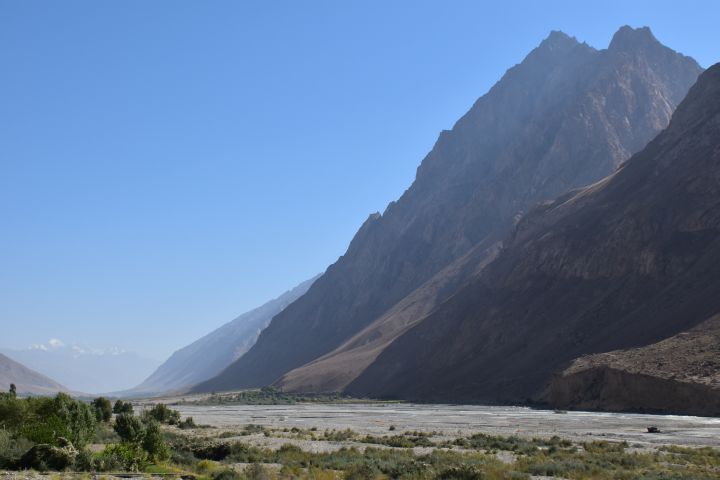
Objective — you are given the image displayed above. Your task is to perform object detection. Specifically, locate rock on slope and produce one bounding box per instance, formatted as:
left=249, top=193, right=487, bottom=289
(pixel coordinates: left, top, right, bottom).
left=130, top=276, right=318, bottom=395
left=0, top=353, right=70, bottom=396
left=194, top=26, right=701, bottom=393
left=347, top=63, right=720, bottom=415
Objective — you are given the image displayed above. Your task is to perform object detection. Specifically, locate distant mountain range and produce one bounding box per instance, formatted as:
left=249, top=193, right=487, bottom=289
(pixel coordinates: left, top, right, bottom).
left=126, top=276, right=319, bottom=396
left=0, top=353, right=70, bottom=396
left=193, top=26, right=704, bottom=404
left=1, top=341, right=158, bottom=394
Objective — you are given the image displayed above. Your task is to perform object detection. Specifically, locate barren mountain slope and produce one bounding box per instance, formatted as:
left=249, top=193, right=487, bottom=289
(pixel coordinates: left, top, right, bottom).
left=195, top=26, right=701, bottom=393
left=0, top=353, right=70, bottom=396
left=273, top=27, right=702, bottom=394
left=348, top=64, right=720, bottom=416
left=131, top=276, right=318, bottom=396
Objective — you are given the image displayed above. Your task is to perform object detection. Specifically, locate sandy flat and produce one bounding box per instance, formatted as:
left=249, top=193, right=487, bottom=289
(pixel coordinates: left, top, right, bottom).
left=173, top=403, right=720, bottom=448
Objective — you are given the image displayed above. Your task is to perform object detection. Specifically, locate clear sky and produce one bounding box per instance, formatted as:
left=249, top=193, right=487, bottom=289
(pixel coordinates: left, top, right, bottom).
left=1, top=0, right=717, bottom=361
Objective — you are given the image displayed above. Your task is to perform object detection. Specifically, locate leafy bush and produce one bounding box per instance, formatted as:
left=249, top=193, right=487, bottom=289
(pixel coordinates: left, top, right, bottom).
left=362, top=434, right=434, bottom=448
left=322, top=428, right=357, bottom=441
left=196, top=458, right=219, bottom=473
left=73, top=448, right=95, bottom=471
left=242, top=423, right=268, bottom=435
left=144, top=403, right=181, bottom=425
left=179, top=416, right=197, bottom=429
left=114, top=412, right=146, bottom=443
left=94, top=443, right=148, bottom=472
left=18, top=437, right=78, bottom=471
left=0, top=428, right=34, bottom=468
left=343, top=464, right=378, bottom=479
left=212, top=468, right=242, bottom=480
left=15, top=394, right=96, bottom=448
left=94, top=422, right=121, bottom=443
left=435, top=465, right=484, bottom=479
left=245, top=463, right=273, bottom=480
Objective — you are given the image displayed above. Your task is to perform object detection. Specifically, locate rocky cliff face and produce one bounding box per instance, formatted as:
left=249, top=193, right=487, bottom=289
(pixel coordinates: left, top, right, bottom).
left=130, top=276, right=318, bottom=396
left=347, top=63, right=720, bottom=414
left=195, top=26, right=702, bottom=393
left=544, top=314, right=720, bottom=415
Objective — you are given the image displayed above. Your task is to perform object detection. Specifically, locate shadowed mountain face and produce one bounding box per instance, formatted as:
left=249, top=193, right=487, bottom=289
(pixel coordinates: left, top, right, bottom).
left=0, top=353, right=69, bottom=396
left=347, top=64, right=720, bottom=414
left=129, top=276, right=318, bottom=396
left=194, top=26, right=702, bottom=393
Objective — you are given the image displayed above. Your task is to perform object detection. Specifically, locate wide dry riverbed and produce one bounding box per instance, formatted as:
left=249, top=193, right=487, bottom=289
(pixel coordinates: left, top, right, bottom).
left=173, top=403, right=720, bottom=448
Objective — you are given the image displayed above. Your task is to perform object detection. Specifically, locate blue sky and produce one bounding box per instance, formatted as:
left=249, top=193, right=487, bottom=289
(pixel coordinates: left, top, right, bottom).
left=1, top=1, right=717, bottom=361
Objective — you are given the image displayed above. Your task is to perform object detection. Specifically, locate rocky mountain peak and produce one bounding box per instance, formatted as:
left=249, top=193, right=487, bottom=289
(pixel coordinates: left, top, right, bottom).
left=538, top=30, right=579, bottom=51
left=608, top=25, right=661, bottom=53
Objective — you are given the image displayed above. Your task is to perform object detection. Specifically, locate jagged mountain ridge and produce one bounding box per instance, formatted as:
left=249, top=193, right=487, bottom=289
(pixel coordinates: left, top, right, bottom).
left=130, top=276, right=318, bottom=396
left=0, top=353, right=70, bottom=396
left=194, top=26, right=702, bottom=393
left=346, top=63, right=720, bottom=415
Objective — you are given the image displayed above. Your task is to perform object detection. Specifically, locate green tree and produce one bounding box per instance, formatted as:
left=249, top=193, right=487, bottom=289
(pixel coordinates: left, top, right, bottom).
left=0, top=392, right=28, bottom=432
left=92, top=397, right=113, bottom=423
left=114, top=413, right=146, bottom=444
left=20, top=393, right=96, bottom=448
left=113, top=399, right=134, bottom=415
left=9, top=384, right=16, bottom=398
left=141, top=419, right=170, bottom=461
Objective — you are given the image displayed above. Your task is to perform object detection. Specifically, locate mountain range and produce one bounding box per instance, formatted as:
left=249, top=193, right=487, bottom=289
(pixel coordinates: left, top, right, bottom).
left=193, top=25, right=705, bottom=409
left=0, top=353, right=70, bottom=396
left=128, top=276, right=318, bottom=395
left=1, top=341, right=158, bottom=394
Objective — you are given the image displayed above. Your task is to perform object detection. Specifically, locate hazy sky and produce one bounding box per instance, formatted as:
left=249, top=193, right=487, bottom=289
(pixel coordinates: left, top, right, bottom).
left=1, top=1, right=717, bottom=361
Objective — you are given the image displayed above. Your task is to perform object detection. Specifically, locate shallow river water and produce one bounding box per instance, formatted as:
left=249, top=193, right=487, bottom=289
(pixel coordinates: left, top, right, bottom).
left=173, top=403, right=720, bottom=448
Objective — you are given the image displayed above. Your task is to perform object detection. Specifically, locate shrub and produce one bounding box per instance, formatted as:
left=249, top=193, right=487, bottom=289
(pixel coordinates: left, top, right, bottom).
left=245, top=463, right=273, bottom=480
left=95, top=443, right=148, bottom=472
left=73, top=448, right=95, bottom=471
left=18, top=437, right=78, bottom=471
left=144, top=403, right=181, bottom=425
left=196, top=459, right=218, bottom=473
left=343, top=464, right=378, bottom=480
left=0, top=428, right=34, bottom=468
left=179, top=416, right=197, bottom=429
left=212, top=468, right=242, bottom=480
left=193, top=441, right=233, bottom=460
left=114, top=412, right=146, bottom=443
left=94, top=422, right=121, bottom=443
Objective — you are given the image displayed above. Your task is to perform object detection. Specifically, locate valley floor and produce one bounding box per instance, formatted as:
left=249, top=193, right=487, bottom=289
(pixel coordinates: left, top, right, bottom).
left=169, top=402, right=720, bottom=449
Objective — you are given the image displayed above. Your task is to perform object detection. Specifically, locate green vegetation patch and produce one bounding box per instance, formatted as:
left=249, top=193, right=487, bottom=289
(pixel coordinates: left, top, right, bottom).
left=181, top=387, right=366, bottom=406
